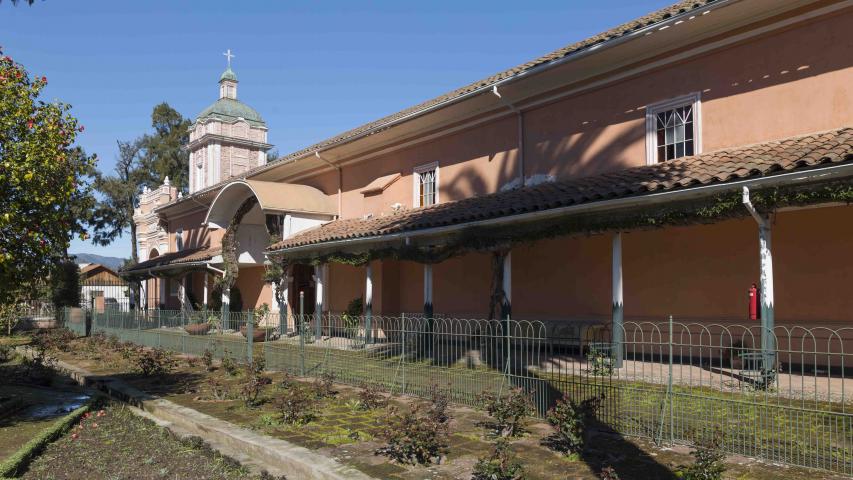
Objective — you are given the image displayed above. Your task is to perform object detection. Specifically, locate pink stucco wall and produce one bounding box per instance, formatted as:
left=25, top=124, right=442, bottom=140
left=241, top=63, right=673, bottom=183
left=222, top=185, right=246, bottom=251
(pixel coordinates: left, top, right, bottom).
left=157, top=7, right=853, bottom=326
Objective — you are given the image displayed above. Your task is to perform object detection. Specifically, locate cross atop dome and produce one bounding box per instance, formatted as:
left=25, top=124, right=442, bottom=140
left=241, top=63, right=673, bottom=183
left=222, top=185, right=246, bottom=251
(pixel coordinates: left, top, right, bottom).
left=218, top=49, right=238, bottom=100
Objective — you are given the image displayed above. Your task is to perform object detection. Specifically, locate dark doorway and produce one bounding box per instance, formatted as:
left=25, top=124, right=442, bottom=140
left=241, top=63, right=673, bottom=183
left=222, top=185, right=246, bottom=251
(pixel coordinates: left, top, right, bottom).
left=290, top=264, right=315, bottom=316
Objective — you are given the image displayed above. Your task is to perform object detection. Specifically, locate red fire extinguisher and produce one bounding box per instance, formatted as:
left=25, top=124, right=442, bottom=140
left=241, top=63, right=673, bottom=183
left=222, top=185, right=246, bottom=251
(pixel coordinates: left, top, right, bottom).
left=748, top=283, right=760, bottom=321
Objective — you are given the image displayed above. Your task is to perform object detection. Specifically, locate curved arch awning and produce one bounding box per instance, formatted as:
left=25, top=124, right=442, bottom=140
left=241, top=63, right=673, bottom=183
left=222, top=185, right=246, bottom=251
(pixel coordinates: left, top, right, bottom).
left=205, top=180, right=336, bottom=228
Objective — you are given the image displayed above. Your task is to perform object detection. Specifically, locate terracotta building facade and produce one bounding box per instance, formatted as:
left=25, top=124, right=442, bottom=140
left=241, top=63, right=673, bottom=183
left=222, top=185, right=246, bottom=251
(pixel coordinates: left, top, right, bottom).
left=127, top=0, right=853, bottom=336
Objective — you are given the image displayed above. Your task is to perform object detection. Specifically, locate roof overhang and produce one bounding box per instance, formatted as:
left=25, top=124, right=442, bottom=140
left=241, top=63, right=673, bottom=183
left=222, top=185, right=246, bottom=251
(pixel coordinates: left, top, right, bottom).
left=120, top=246, right=222, bottom=279
left=205, top=179, right=336, bottom=228
left=268, top=162, right=853, bottom=259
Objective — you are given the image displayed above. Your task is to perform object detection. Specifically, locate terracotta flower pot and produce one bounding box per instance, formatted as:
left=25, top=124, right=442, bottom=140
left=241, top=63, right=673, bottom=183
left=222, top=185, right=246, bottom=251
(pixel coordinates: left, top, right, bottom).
left=240, top=325, right=268, bottom=342
left=184, top=323, right=211, bottom=336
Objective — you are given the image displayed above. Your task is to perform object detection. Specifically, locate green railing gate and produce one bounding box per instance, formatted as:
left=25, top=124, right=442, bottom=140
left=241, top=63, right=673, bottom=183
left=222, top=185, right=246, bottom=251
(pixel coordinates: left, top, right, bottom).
left=65, top=307, right=853, bottom=475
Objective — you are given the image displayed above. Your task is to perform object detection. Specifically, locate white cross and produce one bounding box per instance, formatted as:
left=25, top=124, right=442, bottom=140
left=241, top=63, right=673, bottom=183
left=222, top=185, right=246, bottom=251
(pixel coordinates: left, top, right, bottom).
left=223, top=49, right=235, bottom=69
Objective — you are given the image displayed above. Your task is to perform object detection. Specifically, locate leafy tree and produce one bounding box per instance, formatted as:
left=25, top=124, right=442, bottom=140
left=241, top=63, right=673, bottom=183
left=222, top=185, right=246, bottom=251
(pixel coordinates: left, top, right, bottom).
left=50, top=259, right=80, bottom=308
left=0, top=48, right=97, bottom=306
left=91, top=139, right=146, bottom=264
left=140, top=102, right=191, bottom=190
left=88, top=103, right=189, bottom=266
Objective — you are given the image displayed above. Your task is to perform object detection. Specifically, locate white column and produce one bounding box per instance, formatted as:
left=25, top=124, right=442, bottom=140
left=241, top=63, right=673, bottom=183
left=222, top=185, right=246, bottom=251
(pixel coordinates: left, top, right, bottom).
left=742, top=187, right=776, bottom=370
left=179, top=275, right=187, bottom=312
left=365, top=262, right=373, bottom=343
left=203, top=272, right=209, bottom=308
left=612, top=233, right=624, bottom=367
left=314, top=264, right=325, bottom=338
left=501, top=252, right=512, bottom=319
left=158, top=277, right=166, bottom=309
left=758, top=222, right=775, bottom=362
left=270, top=278, right=278, bottom=312
left=140, top=281, right=147, bottom=310
left=423, top=264, right=433, bottom=316
left=283, top=270, right=291, bottom=332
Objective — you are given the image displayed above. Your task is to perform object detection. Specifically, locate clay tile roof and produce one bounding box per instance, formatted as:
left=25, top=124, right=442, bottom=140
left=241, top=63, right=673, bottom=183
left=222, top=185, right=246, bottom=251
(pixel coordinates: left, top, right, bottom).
left=269, top=127, right=853, bottom=252
left=121, top=246, right=221, bottom=273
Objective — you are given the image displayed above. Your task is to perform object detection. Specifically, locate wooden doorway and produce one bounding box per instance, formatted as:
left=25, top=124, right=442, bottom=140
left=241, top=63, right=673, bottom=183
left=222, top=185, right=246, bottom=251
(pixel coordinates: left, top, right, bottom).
left=290, top=264, right=315, bottom=316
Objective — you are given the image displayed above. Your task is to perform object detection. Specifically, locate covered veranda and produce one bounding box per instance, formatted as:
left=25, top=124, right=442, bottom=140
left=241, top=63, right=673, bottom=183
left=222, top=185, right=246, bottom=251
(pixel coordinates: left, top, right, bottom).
left=265, top=128, right=853, bottom=374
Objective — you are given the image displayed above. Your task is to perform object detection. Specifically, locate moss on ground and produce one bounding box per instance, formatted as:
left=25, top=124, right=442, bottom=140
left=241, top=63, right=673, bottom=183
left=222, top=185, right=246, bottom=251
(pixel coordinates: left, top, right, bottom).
left=49, top=333, right=853, bottom=480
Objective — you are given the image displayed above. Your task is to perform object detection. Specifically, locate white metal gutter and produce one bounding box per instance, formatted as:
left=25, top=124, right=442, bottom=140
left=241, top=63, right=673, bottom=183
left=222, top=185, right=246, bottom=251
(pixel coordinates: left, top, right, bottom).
left=268, top=162, right=853, bottom=256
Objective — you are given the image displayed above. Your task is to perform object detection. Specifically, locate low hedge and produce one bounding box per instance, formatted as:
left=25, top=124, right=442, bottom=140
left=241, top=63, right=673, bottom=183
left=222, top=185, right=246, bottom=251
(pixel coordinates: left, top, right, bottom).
left=0, top=403, right=91, bottom=478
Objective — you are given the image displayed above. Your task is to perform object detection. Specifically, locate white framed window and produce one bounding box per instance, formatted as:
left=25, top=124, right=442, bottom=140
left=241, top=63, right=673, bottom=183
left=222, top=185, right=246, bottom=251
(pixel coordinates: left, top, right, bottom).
left=645, top=92, right=701, bottom=165
left=413, top=162, right=439, bottom=207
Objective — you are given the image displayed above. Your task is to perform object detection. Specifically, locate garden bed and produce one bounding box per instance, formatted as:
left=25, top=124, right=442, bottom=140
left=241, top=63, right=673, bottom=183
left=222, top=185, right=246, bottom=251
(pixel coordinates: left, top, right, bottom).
left=17, top=402, right=267, bottom=480
left=0, top=343, right=274, bottom=479
left=42, top=330, right=849, bottom=480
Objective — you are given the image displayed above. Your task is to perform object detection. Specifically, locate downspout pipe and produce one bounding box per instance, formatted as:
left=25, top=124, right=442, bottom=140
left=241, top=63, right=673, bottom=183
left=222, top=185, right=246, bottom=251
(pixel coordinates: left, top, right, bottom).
left=742, top=186, right=776, bottom=374
left=492, top=86, right=525, bottom=188
left=315, top=151, right=343, bottom=218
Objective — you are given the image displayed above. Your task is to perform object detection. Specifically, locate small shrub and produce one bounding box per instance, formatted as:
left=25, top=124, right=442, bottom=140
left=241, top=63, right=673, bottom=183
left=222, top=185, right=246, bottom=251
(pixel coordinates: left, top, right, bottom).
left=0, top=344, right=12, bottom=363
left=201, top=349, right=214, bottom=371
left=600, top=466, right=620, bottom=480
left=586, top=345, right=613, bottom=376
left=221, top=349, right=238, bottom=376
left=479, top=387, right=534, bottom=438
left=184, top=356, right=199, bottom=367
left=312, top=371, right=336, bottom=399
left=342, top=297, right=363, bottom=336
left=357, top=382, right=387, bottom=410
left=379, top=403, right=449, bottom=465
left=677, top=430, right=726, bottom=480
left=274, top=385, right=317, bottom=425
left=32, top=328, right=75, bottom=353
left=117, top=341, right=140, bottom=360
left=207, top=376, right=229, bottom=400
left=24, top=335, right=56, bottom=379
left=280, top=372, right=296, bottom=389
left=428, top=384, right=450, bottom=425
left=135, top=347, right=177, bottom=377
left=240, top=358, right=271, bottom=407
left=546, top=394, right=603, bottom=455
left=471, top=438, right=525, bottom=480
left=105, top=334, right=121, bottom=350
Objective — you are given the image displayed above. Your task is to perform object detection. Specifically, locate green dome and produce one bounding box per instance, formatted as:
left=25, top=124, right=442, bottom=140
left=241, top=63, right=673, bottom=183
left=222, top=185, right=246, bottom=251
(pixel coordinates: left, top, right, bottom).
left=219, top=67, right=238, bottom=82
left=196, top=98, right=265, bottom=127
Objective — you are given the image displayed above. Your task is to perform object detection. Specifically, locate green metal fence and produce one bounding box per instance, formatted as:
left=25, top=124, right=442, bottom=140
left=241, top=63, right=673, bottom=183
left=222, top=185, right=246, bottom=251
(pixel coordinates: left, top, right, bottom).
left=63, top=307, right=853, bottom=475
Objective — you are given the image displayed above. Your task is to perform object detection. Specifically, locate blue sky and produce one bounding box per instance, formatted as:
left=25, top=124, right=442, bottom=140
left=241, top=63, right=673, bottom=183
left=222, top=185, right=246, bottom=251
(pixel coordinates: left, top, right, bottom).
left=1, top=0, right=669, bottom=259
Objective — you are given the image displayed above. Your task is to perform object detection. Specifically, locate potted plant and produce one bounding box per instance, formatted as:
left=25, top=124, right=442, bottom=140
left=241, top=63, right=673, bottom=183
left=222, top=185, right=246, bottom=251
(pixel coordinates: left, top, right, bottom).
left=184, top=321, right=211, bottom=335
left=240, top=303, right=272, bottom=342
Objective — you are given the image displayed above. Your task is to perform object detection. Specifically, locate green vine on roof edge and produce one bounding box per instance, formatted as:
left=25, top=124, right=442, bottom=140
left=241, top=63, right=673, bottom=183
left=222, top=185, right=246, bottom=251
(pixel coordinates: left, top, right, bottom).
left=266, top=180, right=853, bottom=268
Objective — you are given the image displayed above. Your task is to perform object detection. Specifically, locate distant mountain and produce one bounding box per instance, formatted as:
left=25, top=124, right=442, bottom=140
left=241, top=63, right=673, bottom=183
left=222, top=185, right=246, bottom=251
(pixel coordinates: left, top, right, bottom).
left=71, top=253, right=127, bottom=271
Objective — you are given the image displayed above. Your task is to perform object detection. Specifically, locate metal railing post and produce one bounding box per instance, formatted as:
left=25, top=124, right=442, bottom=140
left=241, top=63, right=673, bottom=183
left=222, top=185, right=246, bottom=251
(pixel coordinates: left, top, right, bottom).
left=299, top=291, right=305, bottom=376
left=668, top=314, right=674, bottom=445
left=247, top=311, right=254, bottom=364
left=401, top=313, right=407, bottom=394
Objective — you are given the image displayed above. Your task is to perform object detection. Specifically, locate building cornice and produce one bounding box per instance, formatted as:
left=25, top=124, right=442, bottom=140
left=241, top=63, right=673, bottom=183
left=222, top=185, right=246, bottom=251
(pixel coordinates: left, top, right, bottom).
left=187, top=133, right=273, bottom=151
